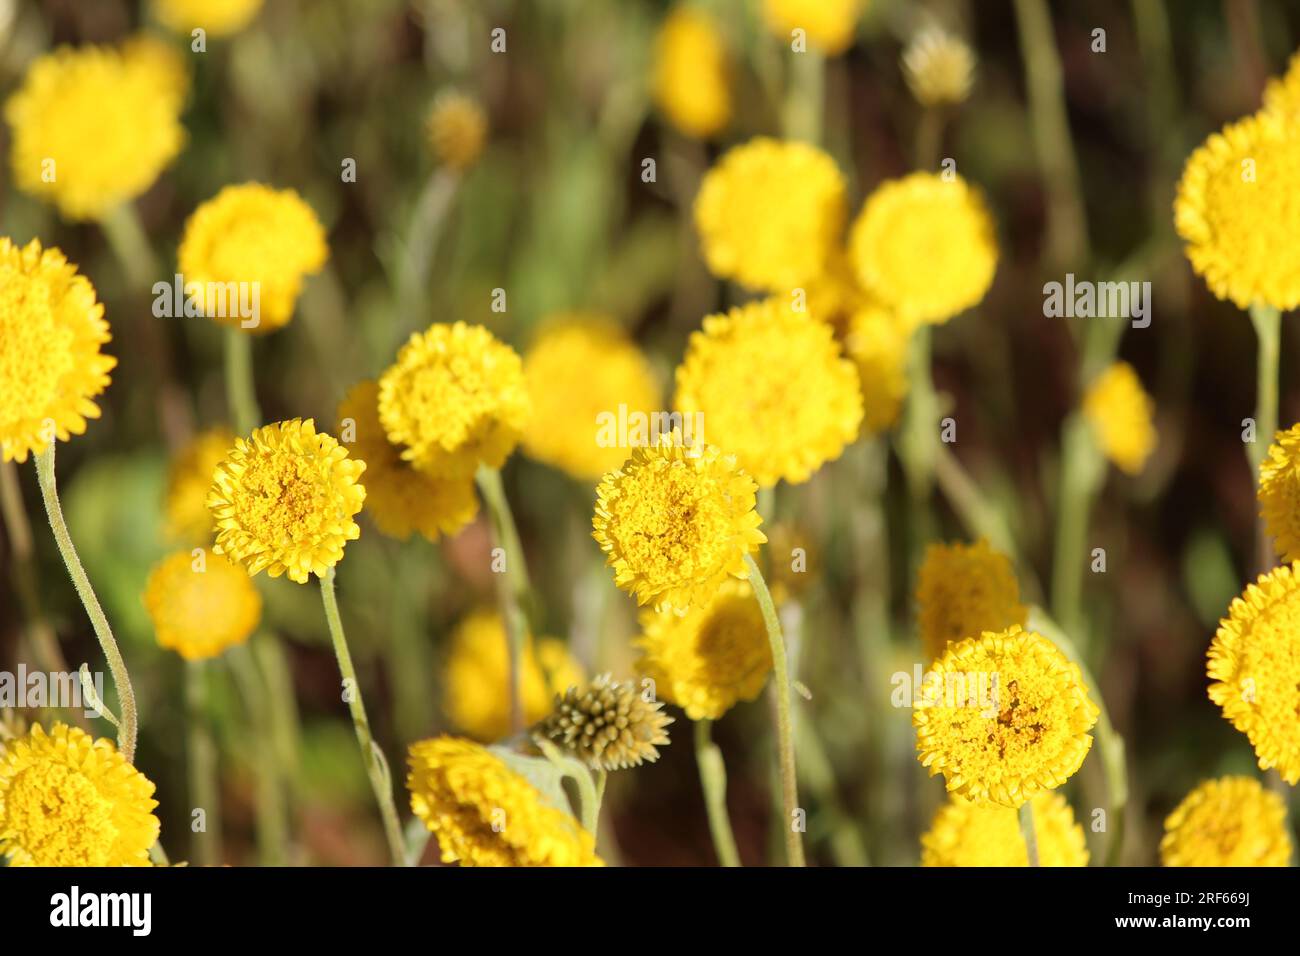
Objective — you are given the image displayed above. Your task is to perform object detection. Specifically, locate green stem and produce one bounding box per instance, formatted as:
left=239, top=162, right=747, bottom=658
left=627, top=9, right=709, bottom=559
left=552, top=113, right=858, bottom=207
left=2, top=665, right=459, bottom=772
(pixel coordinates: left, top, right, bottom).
left=475, top=466, right=532, bottom=734
left=934, top=445, right=1020, bottom=565
left=185, top=659, right=220, bottom=867
left=743, top=552, right=805, bottom=867
left=1248, top=302, right=1281, bottom=475
left=694, top=719, right=742, bottom=867
left=915, top=106, right=943, bottom=171
left=1019, top=801, right=1040, bottom=867
left=899, top=326, right=939, bottom=562
left=783, top=48, right=825, bottom=144
left=319, top=567, right=407, bottom=866
left=100, top=202, right=160, bottom=293
left=396, top=168, right=459, bottom=340
left=223, top=328, right=261, bottom=435
left=34, top=444, right=138, bottom=762
left=228, top=643, right=289, bottom=865
left=1050, top=414, right=1105, bottom=645
left=534, top=737, right=600, bottom=835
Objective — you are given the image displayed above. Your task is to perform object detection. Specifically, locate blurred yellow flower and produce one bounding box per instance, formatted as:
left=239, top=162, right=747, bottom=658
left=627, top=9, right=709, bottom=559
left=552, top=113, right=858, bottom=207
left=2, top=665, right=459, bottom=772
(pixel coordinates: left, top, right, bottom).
left=916, top=539, right=1027, bottom=663
left=652, top=6, right=731, bottom=138
left=539, top=674, right=674, bottom=771
left=207, top=419, right=366, bottom=584
left=143, top=548, right=261, bottom=660
left=521, top=315, right=661, bottom=481
left=593, top=434, right=766, bottom=613
left=443, top=609, right=585, bottom=742
left=406, top=736, right=603, bottom=867
left=921, top=791, right=1089, bottom=867
left=154, top=0, right=263, bottom=37
left=1082, top=361, right=1156, bottom=475
left=0, top=722, right=159, bottom=866
left=1263, top=51, right=1300, bottom=117
left=178, top=183, right=328, bottom=333
left=4, top=37, right=188, bottom=220
left=338, top=381, right=478, bottom=542
left=845, top=301, right=912, bottom=435
left=1174, top=110, right=1300, bottom=310
left=0, top=238, right=115, bottom=463
left=636, top=578, right=771, bottom=720
left=1160, top=777, right=1292, bottom=866
left=1207, top=563, right=1300, bottom=784
left=427, top=91, right=487, bottom=171
left=761, top=0, right=864, bottom=55
left=902, top=27, right=976, bottom=107
left=1257, top=423, right=1300, bottom=564
left=163, top=426, right=235, bottom=543
left=675, top=298, right=863, bottom=487
left=801, top=251, right=869, bottom=333
left=914, top=626, right=1099, bottom=808
left=378, top=321, right=530, bottom=478
left=849, top=171, right=997, bottom=325
left=694, top=137, right=846, bottom=291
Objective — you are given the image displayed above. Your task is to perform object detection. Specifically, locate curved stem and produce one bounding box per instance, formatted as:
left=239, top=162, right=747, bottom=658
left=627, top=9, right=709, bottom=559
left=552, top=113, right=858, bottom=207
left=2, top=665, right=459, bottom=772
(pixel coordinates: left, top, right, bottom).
left=396, top=168, right=459, bottom=341
left=1250, top=303, right=1281, bottom=574
left=694, top=719, right=742, bottom=867
left=475, top=466, right=531, bottom=733
left=1019, top=801, right=1040, bottom=867
left=34, top=444, right=138, bottom=762
left=744, top=552, right=805, bottom=867
left=185, top=659, right=220, bottom=867
left=1050, top=414, right=1104, bottom=646
left=100, top=202, right=160, bottom=294
left=223, top=328, right=261, bottom=435
left=319, top=567, right=407, bottom=866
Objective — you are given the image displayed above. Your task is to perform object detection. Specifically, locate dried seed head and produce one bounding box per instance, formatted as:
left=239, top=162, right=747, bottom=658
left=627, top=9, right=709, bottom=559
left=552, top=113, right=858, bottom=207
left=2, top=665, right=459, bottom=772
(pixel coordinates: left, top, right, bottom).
left=538, top=674, right=673, bottom=771
left=902, top=27, right=976, bottom=108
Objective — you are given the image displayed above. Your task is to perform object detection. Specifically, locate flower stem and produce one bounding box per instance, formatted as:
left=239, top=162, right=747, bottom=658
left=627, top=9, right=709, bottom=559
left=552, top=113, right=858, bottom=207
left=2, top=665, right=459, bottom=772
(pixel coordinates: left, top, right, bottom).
left=783, top=48, right=825, bottom=144
left=899, top=325, right=940, bottom=562
left=34, top=444, right=138, bottom=762
left=396, top=168, right=459, bottom=341
left=1050, top=413, right=1105, bottom=646
left=228, top=642, right=290, bottom=865
left=694, top=718, right=742, bottom=867
left=223, top=328, right=261, bottom=435
left=100, top=202, right=160, bottom=294
left=1019, top=801, right=1040, bottom=867
left=475, top=466, right=532, bottom=734
left=319, top=567, right=407, bottom=866
left=185, top=659, right=221, bottom=867
left=1249, top=302, right=1282, bottom=572
left=743, top=552, right=805, bottom=867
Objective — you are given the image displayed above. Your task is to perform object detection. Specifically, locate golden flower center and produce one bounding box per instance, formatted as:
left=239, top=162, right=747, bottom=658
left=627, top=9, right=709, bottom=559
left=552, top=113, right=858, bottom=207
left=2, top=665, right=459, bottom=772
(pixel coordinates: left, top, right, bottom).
left=610, top=462, right=735, bottom=584
left=0, top=270, right=74, bottom=423
left=5, top=762, right=117, bottom=866
left=234, top=452, right=332, bottom=540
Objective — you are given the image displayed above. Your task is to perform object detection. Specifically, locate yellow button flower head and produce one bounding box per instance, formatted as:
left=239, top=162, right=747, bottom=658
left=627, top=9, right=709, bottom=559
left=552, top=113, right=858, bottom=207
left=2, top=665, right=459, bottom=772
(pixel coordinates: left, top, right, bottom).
left=675, top=298, right=863, bottom=487
left=761, top=0, right=864, bottom=55
left=0, top=238, right=116, bottom=463
left=338, top=381, right=478, bottom=542
left=849, top=171, right=997, bottom=325
left=845, top=301, right=912, bottom=435
left=593, top=433, right=766, bottom=613
left=539, top=674, right=674, bottom=771
left=1174, top=111, right=1300, bottom=310
left=163, top=426, right=236, bottom=543
left=0, top=722, right=159, bottom=866
left=1082, top=361, right=1156, bottom=475
left=1257, top=423, right=1300, bottom=564
left=378, top=321, right=530, bottom=478
left=914, top=626, right=1099, bottom=808
left=1207, top=564, right=1300, bottom=783
left=426, top=91, right=487, bottom=171
left=1263, top=50, right=1300, bottom=118
left=902, top=26, right=976, bottom=108
left=921, top=791, right=1089, bottom=867
left=1160, top=776, right=1292, bottom=867
left=178, top=183, right=328, bottom=333
left=636, top=578, right=772, bottom=720
left=4, top=37, right=187, bottom=220
left=694, top=137, right=847, bottom=291
left=916, top=539, right=1027, bottom=663
left=802, top=250, right=869, bottom=333
left=521, top=315, right=661, bottom=481
left=143, top=548, right=261, bottom=660
left=653, top=6, right=731, bottom=139
left=153, top=0, right=264, bottom=37
left=443, top=608, right=585, bottom=742
left=207, top=419, right=366, bottom=584
left=406, top=736, right=603, bottom=867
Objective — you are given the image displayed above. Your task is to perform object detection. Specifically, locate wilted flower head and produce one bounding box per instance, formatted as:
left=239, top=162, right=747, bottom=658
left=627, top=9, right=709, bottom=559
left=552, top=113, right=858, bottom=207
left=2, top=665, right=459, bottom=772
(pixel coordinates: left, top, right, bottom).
left=1160, top=776, right=1292, bottom=867
left=538, top=674, right=673, bottom=771
left=902, top=26, right=976, bottom=107
left=427, top=91, right=487, bottom=171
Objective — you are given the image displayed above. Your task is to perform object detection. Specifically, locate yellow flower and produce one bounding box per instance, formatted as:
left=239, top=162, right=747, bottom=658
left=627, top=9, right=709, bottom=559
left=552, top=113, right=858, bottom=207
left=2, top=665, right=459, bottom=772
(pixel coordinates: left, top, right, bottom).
left=921, top=791, right=1089, bottom=867
left=849, top=171, right=997, bottom=325
left=539, top=674, right=674, bottom=771
left=178, top=183, right=328, bottom=333
left=914, top=626, right=1099, bottom=808
left=443, top=609, right=585, bottom=742
left=844, top=301, right=912, bottom=435
left=1160, top=777, right=1292, bottom=867
left=143, top=548, right=261, bottom=660
left=674, top=298, right=863, bottom=487
left=378, top=322, right=530, bottom=478
left=1174, top=110, right=1300, bottom=310
left=338, top=381, right=478, bottom=541
left=916, top=539, right=1027, bottom=663
left=1263, top=51, right=1300, bottom=117
left=902, top=27, right=976, bottom=107
left=652, top=7, right=731, bottom=138
left=593, top=434, right=766, bottom=613
left=207, top=419, right=366, bottom=584
left=1258, top=424, right=1300, bottom=564
left=801, top=250, right=869, bottom=333
left=0, top=722, right=159, bottom=866
left=0, top=238, right=116, bottom=463
left=1082, top=361, right=1156, bottom=475
left=761, top=0, right=863, bottom=55
left=153, top=0, right=263, bottom=37
left=163, top=426, right=236, bottom=543
left=521, top=315, right=661, bottom=481
left=694, top=137, right=847, bottom=291
left=427, top=91, right=487, bottom=171
left=636, top=578, right=772, bottom=720
left=4, top=37, right=187, bottom=220
left=1207, top=564, right=1300, bottom=783
left=406, top=736, right=603, bottom=867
